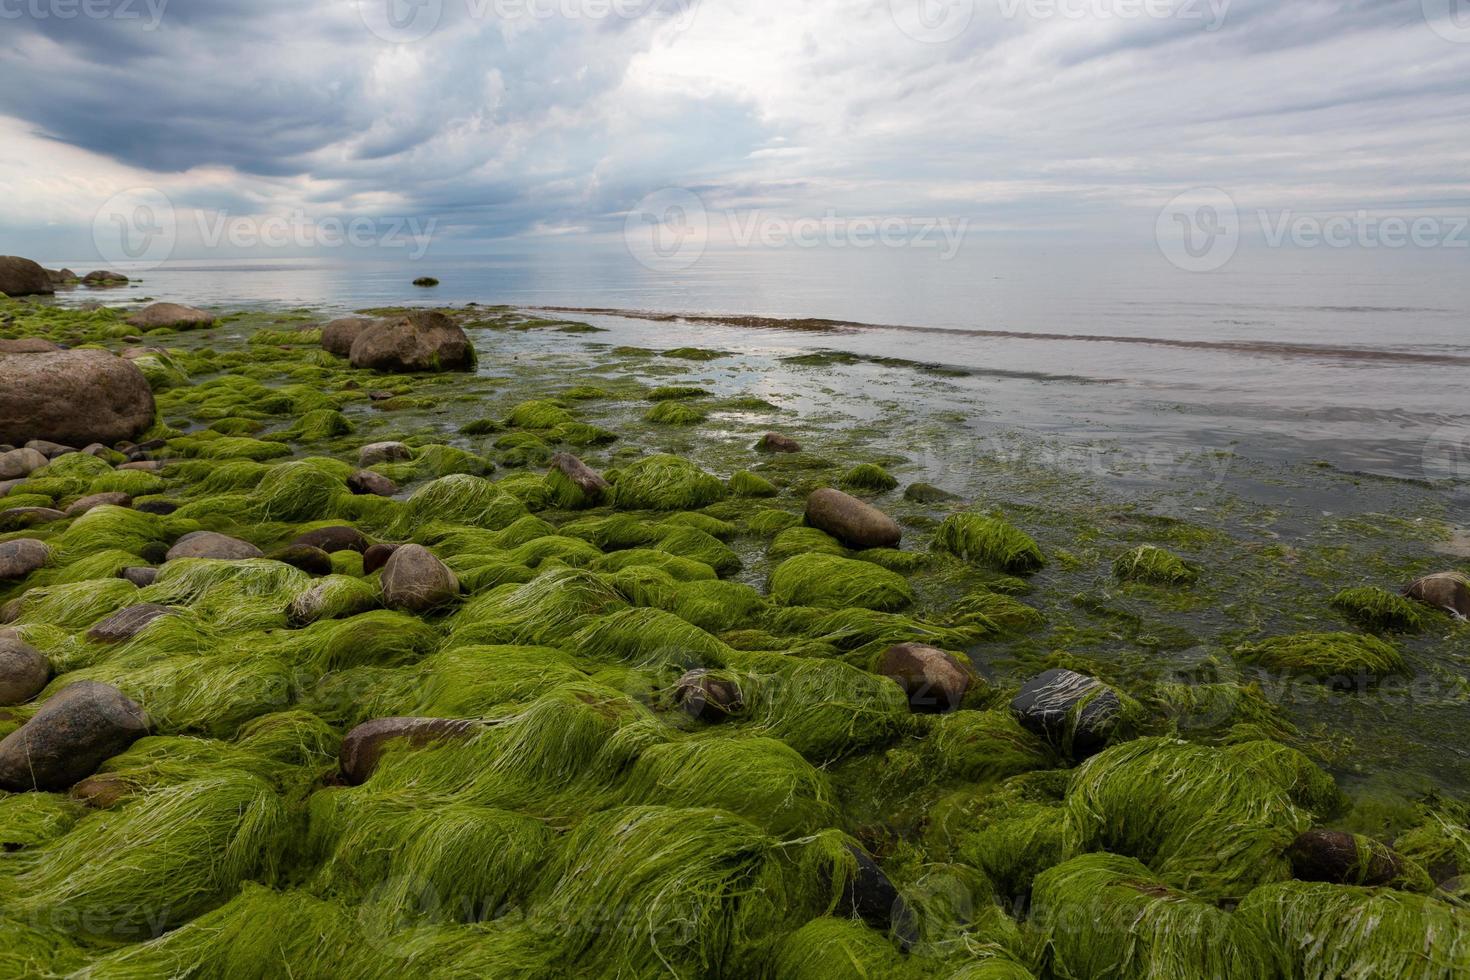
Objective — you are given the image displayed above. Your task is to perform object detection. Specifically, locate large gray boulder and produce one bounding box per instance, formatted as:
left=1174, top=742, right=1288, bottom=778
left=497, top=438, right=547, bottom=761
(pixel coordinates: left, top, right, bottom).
left=0, top=350, right=155, bottom=447
left=165, top=531, right=264, bottom=562
left=0, top=634, right=49, bottom=705
left=0, top=256, right=54, bottom=297
left=0, top=447, right=49, bottom=480
left=349, top=311, right=474, bottom=373
left=0, top=681, right=148, bottom=791
left=805, top=488, right=902, bottom=549
left=0, top=539, right=51, bottom=580
left=322, top=318, right=376, bottom=358
left=381, top=543, right=459, bottom=612
left=126, top=303, right=215, bottom=330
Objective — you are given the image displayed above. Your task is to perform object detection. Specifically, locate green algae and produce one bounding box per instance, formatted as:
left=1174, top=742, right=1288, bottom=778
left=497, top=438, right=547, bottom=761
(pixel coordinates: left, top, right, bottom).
left=769, top=553, right=914, bottom=611
left=935, top=514, right=1045, bottom=574
left=645, top=400, right=708, bottom=425
left=1113, top=545, right=1198, bottom=586
left=1235, top=631, right=1406, bottom=680
left=611, top=454, right=727, bottom=511
left=840, top=463, right=899, bottom=493
left=1330, top=586, right=1427, bottom=633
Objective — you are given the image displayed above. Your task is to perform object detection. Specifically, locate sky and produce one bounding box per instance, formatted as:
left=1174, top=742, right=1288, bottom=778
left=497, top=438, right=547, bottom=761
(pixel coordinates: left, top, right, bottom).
left=0, top=0, right=1467, bottom=262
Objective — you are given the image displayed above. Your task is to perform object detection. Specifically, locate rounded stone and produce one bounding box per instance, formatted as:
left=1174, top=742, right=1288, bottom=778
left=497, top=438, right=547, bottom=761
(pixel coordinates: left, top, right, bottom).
left=0, top=538, right=51, bottom=580
left=339, top=716, right=480, bottom=785
left=381, top=544, right=459, bottom=612
left=348, top=311, right=474, bottom=373
left=269, top=545, right=335, bottom=577
left=0, top=681, right=148, bottom=791
left=348, top=470, right=398, bottom=497
left=125, top=302, right=215, bottom=330
left=757, top=432, right=802, bottom=453
left=358, top=441, right=412, bottom=467
left=86, top=604, right=176, bottom=643
left=362, top=542, right=399, bottom=574
left=321, top=317, right=376, bottom=358
left=290, top=526, right=370, bottom=554
left=64, top=491, right=132, bottom=517
left=0, top=447, right=49, bottom=480
left=874, top=643, right=972, bottom=713
left=165, top=531, right=264, bottom=562
left=805, top=487, right=902, bottom=549
left=0, top=350, right=155, bottom=447
left=0, top=635, right=49, bottom=705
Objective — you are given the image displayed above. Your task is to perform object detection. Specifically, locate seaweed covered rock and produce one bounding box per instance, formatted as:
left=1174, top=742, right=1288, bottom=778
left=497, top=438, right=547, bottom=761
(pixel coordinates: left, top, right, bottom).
left=0, top=634, right=49, bottom=705
left=85, top=603, right=176, bottom=643
left=547, top=452, right=611, bottom=508
left=1113, top=545, right=1198, bottom=586
left=0, top=337, right=61, bottom=353
left=673, top=668, right=744, bottom=722
left=166, top=531, right=264, bottom=562
left=904, top=482, right=960, bottom=504
left=1330, top=586, right=1426, bottom=632
left=875, top=642, right=973, bottom=713
left=1010, top=668, right=1123, bottom=759
left=1287, top=829, right=1419, bottom=888
left=126, top=302, right=215, bottom=330
left=840, top=463, right=899, bottom=493
left=769, top=553, right=913, bottom=611
left=339, top=716, right=483, bottom=784
left=836, top=844, right=921, bottom=949
left=348, top=310, right=474, bottom=372
left=935, top=513, right=1044, bottom=574
left=1404, top=571, right=1469, bottom=619
left=1238, top=880, right=1470, bottom=978
left=0, top=446, right=49, bottom=479
left=321, top=317, right=375, bottom=357
left=1032, top=853, right=1274, bottom=979
left=0, top=349, right=156, bottom=447
left=805, top=487, right=901, bottom=549
left=269, top=544, right=335, bottom=576
left=0, top=537, right=51, bottom=580
left=381, top=544, right=459, bottom=613
left=758, top=432, right=802, bottom=453
left=0, top=681, right=148, bottom=791
left=0, top=255, right=54, bottom=296
left=1235, top=631, right=1406, bottom=682
left=612, top=454, right=726, bottom=511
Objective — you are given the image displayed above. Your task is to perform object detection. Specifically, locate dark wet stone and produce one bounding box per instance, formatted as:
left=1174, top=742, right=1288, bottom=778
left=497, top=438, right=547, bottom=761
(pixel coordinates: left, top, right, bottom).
left=836, top=844, right=920, bottom=950
left=87, top=604, right=176, bottom=643
left=1288, top=829, right=1407, bottom=887
left=0, top=539, right=51, bottom=580
left=339, top=716, right=481, bottom=785
left=874, top=643, right=972, bottom=714
left=0, top=681, right=148, bottom=791
left=120, top=566, right=159, bottom=588
left=362, top=543, right=399, bottom=575
left=166, top=531, right=264, bottom=562
left=673, top=669, right=744, bottom=723
left=0, top=635, right=48, bottom=705
left=269, top=545, right=335, bottom=576
left=134, top=500, right=178, bottom=515
left=904, top=482, right=961, bottom=504
left=290, top=526, right=370, bottom=554
left=381, top=544, right=459, bottom=613
left=0, top=256, right=54, bottom=297
left=1010, top=668, right=1122, bottom=760
left=757, top=432, right=802, bottom=453
left=805, top=487, right=902, bottom=549
left=348, top=470, right=398, bottom=497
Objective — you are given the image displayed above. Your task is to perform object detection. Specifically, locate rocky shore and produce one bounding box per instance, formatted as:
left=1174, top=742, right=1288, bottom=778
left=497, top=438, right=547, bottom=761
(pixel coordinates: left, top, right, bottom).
left=0, top=288, right=1468, bottom=977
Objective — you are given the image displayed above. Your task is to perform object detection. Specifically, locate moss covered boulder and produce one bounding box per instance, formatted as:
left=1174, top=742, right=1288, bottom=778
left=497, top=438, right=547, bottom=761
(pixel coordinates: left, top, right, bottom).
left=769, top=553, right=913, bottom=611
left=338, top=716, right=483, bottom=784
left=0, top=681, right=148, bottom=791
left=348, top=311, right=474, bottom=372
left=1235, top=631, right=1406, bottom=682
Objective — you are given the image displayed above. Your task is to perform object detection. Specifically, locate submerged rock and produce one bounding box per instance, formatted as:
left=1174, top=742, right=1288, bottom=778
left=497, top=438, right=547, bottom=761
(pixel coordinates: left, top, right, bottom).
left=64, top=492, right=132, bottom=517
left=0, top=634, right=49, bottom=705
left=348, top=469, right=398, bottom=497
left=0, top=255, right=54, bottom=296
left=82, top=270, right=129, bottom=287
left=758, top=432, right=802, bottom=453
left=805, top=487, right=902, bottom=549
left=358, top=441, right=412, bottom=467
left=165, top=531, right=264, bottom=562
left=381, top=543, right=459, bottom=612
left=874, top=642, right=972, bottom=713
left=1288, top=829, right=1413, bottom=887
left=0, top=681, right=148, bottom=791
left=1011, top=668, right=1123, bottom=760
left=0, top=349, right=156, bottom=447
left=836, top=844, right=920, bottom=950
left=1404, top=572, right=1470, bottom=619
left=903, top=482, right=960, bottom=504
left=339, top=716, right=481, bottom=785
left=673, top=669, right=744, bottom=723
left=290, top=525, right=370, bottom=554
left=322, top=318, right=375, bottom=358
left=0, top=538, right=51, bottom=580
left=0, top=447, right=49, bottom=479
left=362, top=542, right=399, bottom=574
left=86, top=603, right=176, bottom=643
left=348, top=311, right=474, bottom=373
left=126, top=302, right=215, bottom=330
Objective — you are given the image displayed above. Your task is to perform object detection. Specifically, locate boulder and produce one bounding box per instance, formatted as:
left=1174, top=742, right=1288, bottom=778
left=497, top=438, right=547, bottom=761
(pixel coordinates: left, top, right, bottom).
left=1288, top=829, right=1409, bottom=887
left=358, top=441, right=412, bottom=467
left=82, top=270, right=129, bottom=287
left=1404, top=572, right=1470, bottom=619
left=673, top=669, right=744, bottom=723
left=874, top=643, right=972, bottom=713
left=70, top=773, right=131, bottom=809
left=904, top=482, right=961, bottom=504
left=120, top=459, right=168, bottom=472
left=1011, top=668, right=1123, bottom=760
left=0, top=256, right=54, bottom=296
left=165, top=531, right=264, bottom=562
left=25, top=440, right=78, bottom=459
left=269, top=545, right=334, bottom=576
left=290, top=526, right=370, bottom=554
left=412, top=277, right=440, bottom=287
left=348, top=470, right=398, bottom=497
left=0, top=539, right=51, bottom=580
left=757, top=432, right=802, bottom=453
left=380, top=544, right=459, bottom=612
left=0, top=681, right=148, bottom=791
left=0, top=350, right=155, bottom=447
left=126, top=302, right=215, bottom=330
left=46, top=267, right=77, bottom=286
left=339, top=716, right=481, bottom=785
left=549, top=452, right=611, bottom=505
left=362, top=543, right=399, bottom=575
left=805, top=488, right=902, bottom=549
left=64, top=492, right=132, bottom=517
left=0, top=635, right=48, bottom=705
left=0, top=507, right=67, bottom=531
left=835, top=844, right=920, bottom=950
left=86, top=604, right=175, bottom=643
left=0, top=447, right=49, bottom=479
left=321, top=318, right=376, bottom=358
left=0, top=338, right=61, bottom=354
left=349, top=311, right=474, bottom=373
left=120, top=566, right=159, bottom=588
